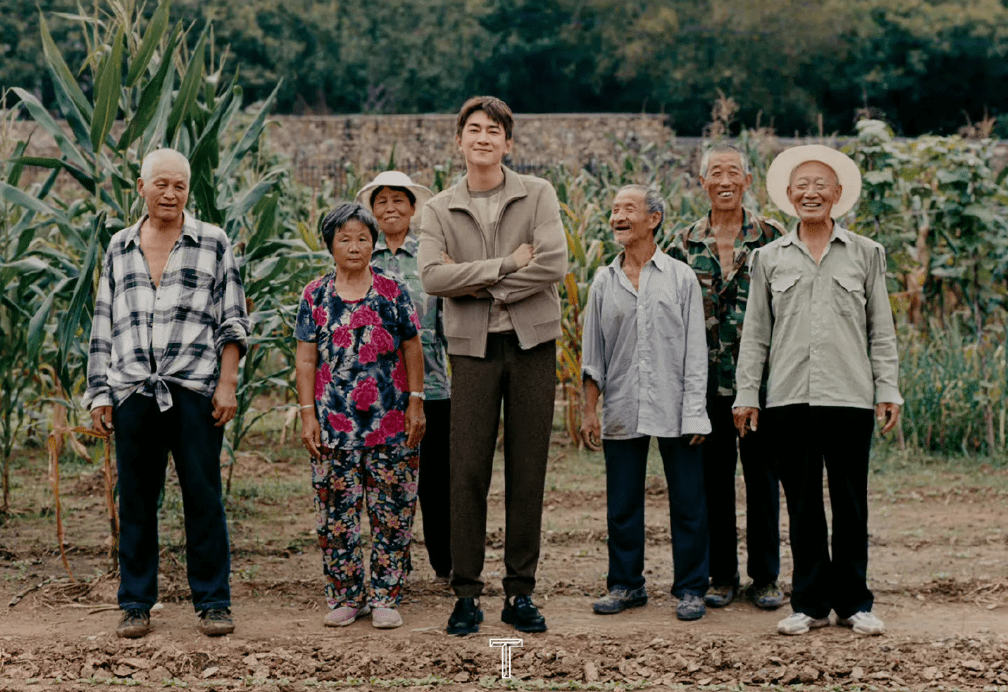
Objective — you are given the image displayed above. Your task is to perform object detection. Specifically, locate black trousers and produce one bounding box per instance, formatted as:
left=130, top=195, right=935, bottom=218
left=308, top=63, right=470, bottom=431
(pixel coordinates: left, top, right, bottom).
left=703, top=395, right=780, bottom=587
left=418, top=398, right=452, bottom=576
left=113, top=385, right=230, bottom=612
left=447, top=334, right=556, bottom=598
left=767, top=404, right=875, bottom=619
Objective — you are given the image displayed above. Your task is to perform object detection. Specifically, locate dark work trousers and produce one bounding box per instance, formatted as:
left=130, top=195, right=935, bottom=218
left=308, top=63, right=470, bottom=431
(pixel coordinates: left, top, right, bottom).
left=112, top=384, right=231, bottom=613
left=603, top=436, right=709, bottom=599
left=448, top=334, right=556, bottom=598
left=767, top=404, right=875, bottom=619
left=418, top=397, right=452, bottom=577
left=703, top=395, right=780, bottom=587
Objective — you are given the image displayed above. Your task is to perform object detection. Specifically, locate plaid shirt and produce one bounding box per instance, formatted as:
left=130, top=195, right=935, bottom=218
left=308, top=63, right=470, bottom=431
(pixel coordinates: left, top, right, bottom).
left=83, top=212, right=249, bottom=412
left=668, top=208, right=785, bottom=398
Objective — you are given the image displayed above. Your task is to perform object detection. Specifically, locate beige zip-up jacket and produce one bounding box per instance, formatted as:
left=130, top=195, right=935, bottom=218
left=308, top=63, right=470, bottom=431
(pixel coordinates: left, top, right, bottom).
left=418, top=166, right=567, bottom=358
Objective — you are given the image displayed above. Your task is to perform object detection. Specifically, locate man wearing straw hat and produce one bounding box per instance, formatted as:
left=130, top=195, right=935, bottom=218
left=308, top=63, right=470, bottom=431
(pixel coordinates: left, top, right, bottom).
left=733, top=144, right=902, bottom=636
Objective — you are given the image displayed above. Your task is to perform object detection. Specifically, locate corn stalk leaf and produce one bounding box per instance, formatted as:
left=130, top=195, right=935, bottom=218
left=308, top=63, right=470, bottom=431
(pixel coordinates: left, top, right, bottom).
left=217, top=79, right=282, bottom=181
left=12, top=88, right=90, bottom=172
left=90, top=26, right=125, bottom=153
left=124, top=0, right=171, bottom=88
left=57, top=213, right=104, bottom=388
left=166, top=26, right=208, bottom=145
left=118, top=22, right=180, bottom=149
left=38, top=12, right=92, bottom=119
left=0, top=181, right=69, bottom=226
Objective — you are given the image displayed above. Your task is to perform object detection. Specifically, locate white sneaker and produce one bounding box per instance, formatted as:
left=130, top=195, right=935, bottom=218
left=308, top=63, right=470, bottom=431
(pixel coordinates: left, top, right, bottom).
left=777, top=611, right=830, bottom=635
left=837, top=610, right=885, bottom=635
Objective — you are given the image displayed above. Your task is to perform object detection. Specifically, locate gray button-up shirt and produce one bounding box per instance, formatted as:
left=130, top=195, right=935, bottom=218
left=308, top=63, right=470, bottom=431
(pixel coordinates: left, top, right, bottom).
left=581, top=248, right=711, bottom=440
left=734, top=225, right=903, bottom=410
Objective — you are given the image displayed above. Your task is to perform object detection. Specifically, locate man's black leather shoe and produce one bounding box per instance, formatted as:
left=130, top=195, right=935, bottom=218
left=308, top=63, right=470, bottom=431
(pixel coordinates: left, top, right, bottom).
left=501, top=594, right=547, bottom=633
left=446, top=597, right=483, bottom=636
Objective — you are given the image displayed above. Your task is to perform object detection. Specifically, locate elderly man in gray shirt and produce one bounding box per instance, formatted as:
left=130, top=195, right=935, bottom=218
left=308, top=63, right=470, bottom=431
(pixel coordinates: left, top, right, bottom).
left=581, top=184, right=711, bottom=622
left=733, top=145, right=902, bottom=637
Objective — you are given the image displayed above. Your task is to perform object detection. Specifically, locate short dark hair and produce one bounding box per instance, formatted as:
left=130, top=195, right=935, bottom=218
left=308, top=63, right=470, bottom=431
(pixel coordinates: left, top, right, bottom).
left=320, top=202, right=379, bottom=252
left=369, top=185, right=416, bottom=211
left=456, top=96, right=514, bottom=141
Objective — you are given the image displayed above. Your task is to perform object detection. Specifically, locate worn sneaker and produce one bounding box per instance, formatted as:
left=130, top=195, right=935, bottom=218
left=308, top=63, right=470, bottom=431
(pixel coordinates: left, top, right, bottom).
left=324, top=603, right=371, bottom=627
left=704, top=574, right=740, bottom=608
left=837, top=610, right=885, bottom=636
left=116, top=609, right=151, bottom=639
left=593, top=585, right=648, bottom=615
left=747, top=581, right=785, bottom=610
left=777, top=611, right=830, bottom=635
left=675, top=593, right=706, bottom=621
left=371, top=606, right=403, bottom=629
left=446, top=597, right=483, bottom=636
left=501, top=594, right=547, bottom=633
left=197, top=607, right=235, bottom=636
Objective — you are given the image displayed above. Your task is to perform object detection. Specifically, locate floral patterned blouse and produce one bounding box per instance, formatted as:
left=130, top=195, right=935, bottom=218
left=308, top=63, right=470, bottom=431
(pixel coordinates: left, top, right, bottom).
left=295, top=267, right=420, bottom=450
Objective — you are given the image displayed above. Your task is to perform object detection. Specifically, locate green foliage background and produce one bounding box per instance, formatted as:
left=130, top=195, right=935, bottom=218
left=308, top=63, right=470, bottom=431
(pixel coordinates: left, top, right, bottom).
left=3, top=0, right=1008, bottom=518
left=3, top=0, right=1008, bottom=136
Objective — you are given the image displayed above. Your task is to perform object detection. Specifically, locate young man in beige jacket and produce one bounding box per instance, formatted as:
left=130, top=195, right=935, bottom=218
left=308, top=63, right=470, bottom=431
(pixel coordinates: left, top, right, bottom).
left=419, top=96, right=567, bottom=636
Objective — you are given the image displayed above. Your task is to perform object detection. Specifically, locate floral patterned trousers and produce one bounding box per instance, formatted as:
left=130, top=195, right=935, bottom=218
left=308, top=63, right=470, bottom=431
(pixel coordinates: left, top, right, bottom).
left=310, top=444, right=419, bottom=609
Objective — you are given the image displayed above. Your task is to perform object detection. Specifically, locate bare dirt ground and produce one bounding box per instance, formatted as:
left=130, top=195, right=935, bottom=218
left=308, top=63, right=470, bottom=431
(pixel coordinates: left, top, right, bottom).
left=1, top=427, right=1007, bottom=691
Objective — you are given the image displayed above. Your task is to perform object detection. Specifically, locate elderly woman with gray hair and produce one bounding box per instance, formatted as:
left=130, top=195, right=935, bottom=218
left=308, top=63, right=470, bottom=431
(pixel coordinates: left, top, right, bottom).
left=295, top=202, right=426, bottom=629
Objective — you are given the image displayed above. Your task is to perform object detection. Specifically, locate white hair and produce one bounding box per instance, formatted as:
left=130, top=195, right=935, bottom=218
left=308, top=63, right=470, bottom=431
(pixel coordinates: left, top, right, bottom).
left=140, top=148, right=191, bottom=183
left=699, top=145, right=750, bottom=179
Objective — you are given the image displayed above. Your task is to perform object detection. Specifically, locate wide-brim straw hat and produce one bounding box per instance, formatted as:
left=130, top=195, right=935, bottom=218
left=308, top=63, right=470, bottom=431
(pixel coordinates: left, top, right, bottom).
left=766, top=144, right=862, bottom=218
left=354, top=171, right=433, bottom=215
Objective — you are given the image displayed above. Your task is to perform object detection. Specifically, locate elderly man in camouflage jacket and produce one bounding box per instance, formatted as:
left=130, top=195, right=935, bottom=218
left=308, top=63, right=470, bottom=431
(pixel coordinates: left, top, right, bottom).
left=670, top=145, right=786, bottom=610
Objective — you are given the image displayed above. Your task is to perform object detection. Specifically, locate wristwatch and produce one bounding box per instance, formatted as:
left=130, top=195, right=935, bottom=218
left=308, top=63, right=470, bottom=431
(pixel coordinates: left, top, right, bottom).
left=409, top=391, right=426, bottom=401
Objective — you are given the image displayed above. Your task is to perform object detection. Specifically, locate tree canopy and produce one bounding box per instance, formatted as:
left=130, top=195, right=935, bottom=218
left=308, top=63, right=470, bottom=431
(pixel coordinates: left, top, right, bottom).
left=3, top=0, right=1007, bottom=136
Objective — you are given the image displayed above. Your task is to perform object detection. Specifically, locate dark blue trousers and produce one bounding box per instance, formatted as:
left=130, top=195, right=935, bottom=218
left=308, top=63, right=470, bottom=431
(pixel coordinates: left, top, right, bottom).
left=703, top=395, right=780, bottom=587
left=113, top=384, right=231, bottom=612
left=603, top=436, right=709, bottom=599
left=767, top=405, right=874, bottom=619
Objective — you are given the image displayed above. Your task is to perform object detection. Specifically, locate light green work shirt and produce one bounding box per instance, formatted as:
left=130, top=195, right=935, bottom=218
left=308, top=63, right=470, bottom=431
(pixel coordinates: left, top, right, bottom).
left=733, top=225, right=903, bottom=410
left=371, top=230, right=450, bottom=400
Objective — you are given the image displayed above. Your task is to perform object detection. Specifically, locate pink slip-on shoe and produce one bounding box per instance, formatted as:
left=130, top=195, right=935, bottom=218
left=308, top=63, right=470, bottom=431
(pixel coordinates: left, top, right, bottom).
left=324, top=604, right=371, bottom=627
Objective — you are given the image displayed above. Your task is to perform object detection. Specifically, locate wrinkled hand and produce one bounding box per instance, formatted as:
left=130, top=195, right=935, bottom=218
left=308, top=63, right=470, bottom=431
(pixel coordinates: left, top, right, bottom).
left=689, top=434, right=705, bottom=445
left=876, top=402, right=901, bottom=434
left=90, top=405, right=114, bottom=435
left=405, top=398, right=426, bottom=448
left=441, top=252, right=456, bottom=265
left=301, top=413, right=322, bottom=458
left=212, top=379, right=238, bottom=427
left=580, top=410, right=602, bottom=452
left=733, top=406, right=759, bottom=438
left=510, top=243, right=534, bottom=269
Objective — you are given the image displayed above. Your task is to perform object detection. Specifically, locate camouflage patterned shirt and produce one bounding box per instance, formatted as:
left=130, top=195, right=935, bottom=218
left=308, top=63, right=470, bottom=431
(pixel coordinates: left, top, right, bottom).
left=371, top=230, right=450, bottom=400
left=669, top=208, right=786, bottom=398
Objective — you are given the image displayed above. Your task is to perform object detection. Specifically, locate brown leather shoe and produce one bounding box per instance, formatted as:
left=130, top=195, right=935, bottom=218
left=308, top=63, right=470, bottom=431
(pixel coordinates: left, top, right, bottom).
left=116, top=609, right=151, bottom=639
left=197, top=608, right=235, bottom=636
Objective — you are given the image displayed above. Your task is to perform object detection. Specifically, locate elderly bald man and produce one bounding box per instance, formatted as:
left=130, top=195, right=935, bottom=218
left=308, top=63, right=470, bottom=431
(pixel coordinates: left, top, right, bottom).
left=83, top=148, right=249, bottom=639
left=733, top=145, right=902, bottom=636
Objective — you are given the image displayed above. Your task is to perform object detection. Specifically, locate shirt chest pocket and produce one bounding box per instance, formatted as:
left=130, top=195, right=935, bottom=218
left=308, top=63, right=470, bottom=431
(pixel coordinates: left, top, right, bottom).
left=832, top=275, right=866, bottom=316
left=770, top=274, right=801, bottom=317
left=178, top=267, right=215, bottom=314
